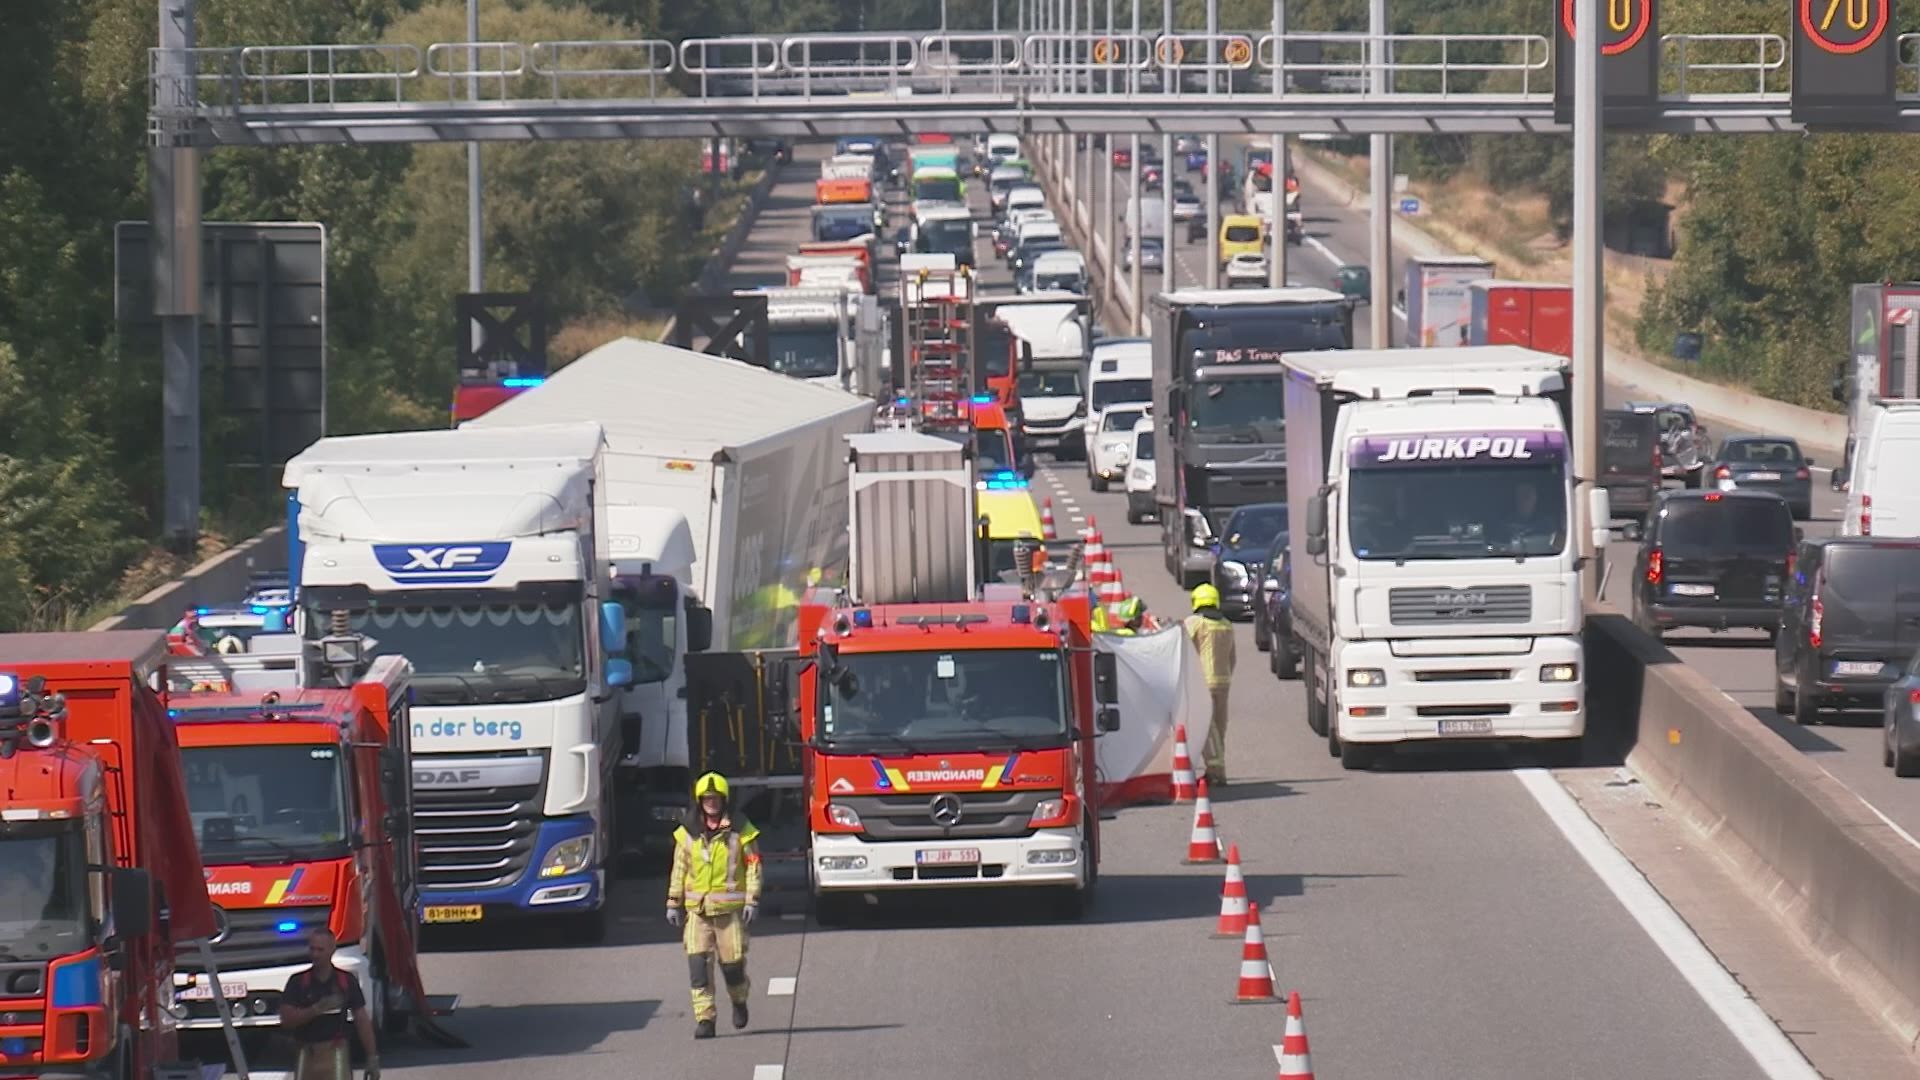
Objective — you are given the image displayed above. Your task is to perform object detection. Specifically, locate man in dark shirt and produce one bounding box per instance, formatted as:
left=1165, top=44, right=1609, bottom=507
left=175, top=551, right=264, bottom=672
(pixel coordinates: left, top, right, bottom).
left=279, top=929, right=380, bottom=1080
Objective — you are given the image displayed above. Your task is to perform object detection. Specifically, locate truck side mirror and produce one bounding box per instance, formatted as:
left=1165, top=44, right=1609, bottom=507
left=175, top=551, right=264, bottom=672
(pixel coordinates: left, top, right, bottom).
left=108, top=867, right=154, bottom=937
left=1305, top=488, right=1329, bottom=543
left=1020, top=342, right=1035, bottom=371
left=1093, top=650, right=1120, bottom=705
left=1097, top=705, right=1121, bottom=733
left=1587, top=487, right=1612, bottom=552
left=599, top=601, right=628, bottom=654
left=685, top=601, right=714, bottom=654
left=605, top=658, right=635, bottom=689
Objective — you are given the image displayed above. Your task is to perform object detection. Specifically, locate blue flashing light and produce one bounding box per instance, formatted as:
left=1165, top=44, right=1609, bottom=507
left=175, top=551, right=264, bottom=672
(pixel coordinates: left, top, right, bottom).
left=971, top=394, right=994, bottom=403
left=1011, top=604, right=1031, bottom=624
left=0, top=673, right=17, bottom=710
left=195, top=607, right=212, bottom=616
left=852, top=609, right=874, bottom=628
left=501, top=377, right=545, bottom=389
left=50, top=955, right=102, bottom=1009
left=0, top=1037, right=24, bottom=1057
left=895, top=396, right=911, bottom=406
left=276, top=920, right=300, bottom=935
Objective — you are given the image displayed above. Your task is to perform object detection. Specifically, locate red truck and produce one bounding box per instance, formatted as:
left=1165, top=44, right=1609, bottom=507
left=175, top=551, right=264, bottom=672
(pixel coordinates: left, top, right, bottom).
left=1469, top=281, right=1572, bottom=356
left=0, top=631, right=225, bottom=1079
left=163, top=649, right=447, bottom=1045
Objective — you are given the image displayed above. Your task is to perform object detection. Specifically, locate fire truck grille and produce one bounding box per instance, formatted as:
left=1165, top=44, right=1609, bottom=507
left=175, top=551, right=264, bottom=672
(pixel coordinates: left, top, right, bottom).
left=414, top=782, right=543, bottom=891
left=177, top=905, right=332, bottom=973
left=835, top=790, right=1054, bottom=841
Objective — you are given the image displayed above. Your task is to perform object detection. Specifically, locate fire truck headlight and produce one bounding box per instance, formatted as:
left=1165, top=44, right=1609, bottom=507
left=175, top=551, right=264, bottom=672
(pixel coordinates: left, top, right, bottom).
left=1027, top=798, right=1068, bottom=826
left=826, top=803, right=862, bottom=828
left=538, top=836, right=594, bottom=879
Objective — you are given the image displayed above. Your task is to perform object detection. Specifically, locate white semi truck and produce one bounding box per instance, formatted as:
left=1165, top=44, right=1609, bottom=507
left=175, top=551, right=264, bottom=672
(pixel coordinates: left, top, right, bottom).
left=282, top=421, right=628, bottom=937
left=1282, top=346, right=1609, bottom=770
left=469, top=337, right=875, bottom=845
left=752, top=285, right=889, bottom=397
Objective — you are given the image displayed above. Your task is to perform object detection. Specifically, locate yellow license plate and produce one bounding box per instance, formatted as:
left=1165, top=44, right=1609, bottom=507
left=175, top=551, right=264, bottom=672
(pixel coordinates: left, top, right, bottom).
left=422, top=905, right=483, bottom=924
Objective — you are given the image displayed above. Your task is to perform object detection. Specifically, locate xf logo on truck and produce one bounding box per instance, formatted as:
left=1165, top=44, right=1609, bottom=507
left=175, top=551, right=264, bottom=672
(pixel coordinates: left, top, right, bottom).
left=374, top=542, right=512, bottom=585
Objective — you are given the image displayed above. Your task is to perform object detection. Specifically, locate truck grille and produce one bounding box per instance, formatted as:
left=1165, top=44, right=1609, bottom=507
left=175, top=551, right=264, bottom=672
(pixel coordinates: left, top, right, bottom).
left=177, top=905, right=332, bottom=974
left=416, top=780, right=543, bottom=892
left=1389, top=585, right=1532, bottom=626
left=835, top=791, right=1054, bottom=841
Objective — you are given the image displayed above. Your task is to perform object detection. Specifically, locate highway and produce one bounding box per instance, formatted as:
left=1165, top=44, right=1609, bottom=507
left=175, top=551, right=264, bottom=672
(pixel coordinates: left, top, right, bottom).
left=327, top=143, right=1819, bottom=1080
left=1079, top=144, right=1920, bottom=846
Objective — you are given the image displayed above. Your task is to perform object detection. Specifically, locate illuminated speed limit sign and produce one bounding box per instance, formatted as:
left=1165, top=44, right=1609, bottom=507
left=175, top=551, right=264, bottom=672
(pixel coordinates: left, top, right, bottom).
left=1552, top=0, right=1658, bottom=125
left=1222, top=37, right=1253, bottom=65
left=1091, top=38, right=1118, bottom=65
left=1792, top=0, right=1896, bottom=125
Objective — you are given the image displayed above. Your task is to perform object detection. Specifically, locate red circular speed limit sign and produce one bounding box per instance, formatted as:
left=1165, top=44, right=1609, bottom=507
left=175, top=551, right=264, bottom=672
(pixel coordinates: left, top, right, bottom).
left=1222, top=37, right=1253, bottom=65
left=1092, top=37, right=1117, bottom=64
left=1560, top=0, right=1652, bottom=55
left=1799, top=0, right=1888, bottom=53
left=1155, top=37, right=1186, bottom=65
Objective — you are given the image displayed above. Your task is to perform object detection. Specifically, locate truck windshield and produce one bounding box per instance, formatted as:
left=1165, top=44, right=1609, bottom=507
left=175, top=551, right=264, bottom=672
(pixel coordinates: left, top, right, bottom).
left=1018, top=370, right=1084, bottom=397
left=1189, top=375, right=1285, bottom=437
left=977, top=323, right=1012, bottom=379
left=1091, top=377, right=1151, bottom=411
left=921, top=220, right=972, bottom=252
left=613, top=576, right=678, bottom=685
left=328, top=600, right=587, bottom=704
left=183, top=744, right=349, bottom=864
left=0, top=825, right=88, bottom=956
left=915, top=178, right=963, bottom=202
left=1349, top=464, right=1568, bottom=560
left=821, top=648, right=1069, bottom=749
left=768, top=326, right=841, bottom=380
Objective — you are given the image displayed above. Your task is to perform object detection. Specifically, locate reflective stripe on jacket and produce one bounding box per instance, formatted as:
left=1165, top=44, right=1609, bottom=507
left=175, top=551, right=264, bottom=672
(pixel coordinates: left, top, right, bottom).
left=667, top=817, right=763, bottom=914
left=1182, top=612, right=1237, bottom=688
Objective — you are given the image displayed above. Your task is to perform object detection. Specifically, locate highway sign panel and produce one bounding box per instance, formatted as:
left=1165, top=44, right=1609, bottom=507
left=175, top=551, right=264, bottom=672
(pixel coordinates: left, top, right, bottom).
left=1399, top=197, right=1422, bottom=216
left=1791, top=0, right=1897, bottom=127
left=1223, top=37, right=1254, bottom=66
left=1553, top=0, right=1660, bottom=126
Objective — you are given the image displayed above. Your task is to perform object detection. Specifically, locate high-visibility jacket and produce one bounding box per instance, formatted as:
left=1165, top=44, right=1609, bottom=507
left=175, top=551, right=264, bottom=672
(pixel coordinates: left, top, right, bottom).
left=667, top=817, right=763, bottom=915
left=1182, top=611, right=1237, bottom=689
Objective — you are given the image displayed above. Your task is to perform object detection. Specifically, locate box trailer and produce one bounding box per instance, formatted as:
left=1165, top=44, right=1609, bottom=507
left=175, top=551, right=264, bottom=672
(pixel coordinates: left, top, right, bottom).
left=1470, top=281, right=1572, bottom=357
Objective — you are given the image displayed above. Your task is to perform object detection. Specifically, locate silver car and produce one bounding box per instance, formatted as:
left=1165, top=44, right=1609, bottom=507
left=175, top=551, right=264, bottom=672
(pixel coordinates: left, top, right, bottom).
left=1884, top=647, right=1920, bottom=776
left=1625, top=400, right=1712, bottom=487
left=1123, top=236, right=1165, bottom=272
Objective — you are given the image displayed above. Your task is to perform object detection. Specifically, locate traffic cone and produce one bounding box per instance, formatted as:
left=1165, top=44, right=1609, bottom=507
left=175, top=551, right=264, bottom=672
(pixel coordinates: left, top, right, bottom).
left=1276, top=992, right=1314, bottom=1077
left=1232, top=903, right=1279, bottom=1003
left=1169, top=723, right=1197, bottom=803
left=1183, top=778, right=1221, bottom=863
left=1213, top=842, right=1249, bottom=937
left=1041, top=498, right=1058, bottom=540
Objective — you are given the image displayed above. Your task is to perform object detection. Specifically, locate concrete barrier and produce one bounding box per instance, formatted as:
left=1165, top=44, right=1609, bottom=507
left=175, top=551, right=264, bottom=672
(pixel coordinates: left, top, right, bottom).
left=1291, top=151, right=1847, bottom=457
left=93, top=163, right=785, bottom=634
left=1587, top=605, right=1920, bottom=1050
left=1032, top=148, right=1138, bottom=334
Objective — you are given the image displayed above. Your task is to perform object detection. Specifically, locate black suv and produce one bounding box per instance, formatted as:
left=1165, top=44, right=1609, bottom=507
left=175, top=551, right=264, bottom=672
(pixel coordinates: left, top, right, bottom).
left=1774, top=538, right=1920, bottom=725
left=1600, top=409, right=1661, bottom=520
left=1630, top=490, right=1796, bottom=639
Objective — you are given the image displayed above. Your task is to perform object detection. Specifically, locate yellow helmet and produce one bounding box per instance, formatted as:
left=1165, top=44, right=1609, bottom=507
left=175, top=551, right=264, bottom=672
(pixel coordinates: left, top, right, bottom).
left=1190, top=583, right=1221, bottom=610
left=1118, top=596, right=1144, bottom=621
left=693, top=772, right=730, bottom=799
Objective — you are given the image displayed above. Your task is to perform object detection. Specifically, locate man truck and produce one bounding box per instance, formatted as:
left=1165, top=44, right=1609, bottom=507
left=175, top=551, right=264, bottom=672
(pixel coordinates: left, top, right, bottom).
left=469, top=337, right=874, bottom=852
left=282, top=421, right=629, bottom=939
left=1149, top=287, right=1353, bottom=586
left=1281, top=346, right=1607, bottom=770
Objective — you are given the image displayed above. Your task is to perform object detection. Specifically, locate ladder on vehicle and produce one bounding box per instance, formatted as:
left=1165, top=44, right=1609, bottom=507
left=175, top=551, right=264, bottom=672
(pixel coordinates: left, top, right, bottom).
left=899, top=266, right=974, bottom=433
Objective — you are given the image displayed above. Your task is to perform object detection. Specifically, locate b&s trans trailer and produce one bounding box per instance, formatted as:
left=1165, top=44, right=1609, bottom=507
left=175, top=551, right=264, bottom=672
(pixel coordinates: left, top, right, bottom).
left=470, top=337, right=874, bottom=849
left=283, top=422, right=629, bottom=938
left=1282, top=347, right=1609, bottom=769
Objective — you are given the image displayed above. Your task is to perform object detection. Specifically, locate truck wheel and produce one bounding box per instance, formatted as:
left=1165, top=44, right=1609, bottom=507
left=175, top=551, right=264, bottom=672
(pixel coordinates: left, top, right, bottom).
left=1792, top=683, right=1820, bottom=726
left=1339, top=739, right=1376, bottom=771
left=1773, top=679, right=1794, bottom=717
left=1302, top=652, right=1328, bottom=736
left=1273, top=639, right=1300, bottom=681
left=1125, top=506, right=1144, bottom=525
left=1091, top=473, right=1109, bottom=493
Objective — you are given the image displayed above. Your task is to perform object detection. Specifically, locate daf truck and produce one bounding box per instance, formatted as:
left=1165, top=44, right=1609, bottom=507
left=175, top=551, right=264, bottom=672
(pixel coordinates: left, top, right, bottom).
left=1281, top=346, right=1607, bottom=770
left=1150, top=287, right=1353, bottom=586
left=470, top=337, right=875, bottom=849
left=282, top=422, right=629, bottom=937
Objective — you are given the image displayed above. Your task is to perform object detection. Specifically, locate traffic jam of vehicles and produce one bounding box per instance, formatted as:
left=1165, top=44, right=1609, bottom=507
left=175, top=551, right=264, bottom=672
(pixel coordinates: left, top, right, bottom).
left=21, top=128, right=1920, bottom=1080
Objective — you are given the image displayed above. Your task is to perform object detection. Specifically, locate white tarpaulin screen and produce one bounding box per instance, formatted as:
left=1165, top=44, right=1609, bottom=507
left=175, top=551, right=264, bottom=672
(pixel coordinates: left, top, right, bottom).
left=1092, top=625, right=1210, bottom=808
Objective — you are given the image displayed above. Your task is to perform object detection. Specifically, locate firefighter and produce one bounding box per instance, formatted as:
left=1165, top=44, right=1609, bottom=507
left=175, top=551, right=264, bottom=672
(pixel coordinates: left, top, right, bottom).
left=666, top=772, right=762, bottom=1039
left=279, top=928, right=380, bottom=1080
left=1112, top=596, right=1146, bottom=634
left=1183, top=584, right=1237, bottom=785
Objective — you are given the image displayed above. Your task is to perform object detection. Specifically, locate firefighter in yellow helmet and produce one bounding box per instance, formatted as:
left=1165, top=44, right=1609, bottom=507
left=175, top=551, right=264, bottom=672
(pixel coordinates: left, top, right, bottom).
left=1183, top=584, right=1237, bottom=784
left=665, top=772, right=763, bottom=1039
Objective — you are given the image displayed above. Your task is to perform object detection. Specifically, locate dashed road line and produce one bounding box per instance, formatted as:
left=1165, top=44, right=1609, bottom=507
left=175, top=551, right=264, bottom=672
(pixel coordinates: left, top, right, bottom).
left=752, top=1066, right=785, bottom=1080
left=767, top=976, right=798, bottom=996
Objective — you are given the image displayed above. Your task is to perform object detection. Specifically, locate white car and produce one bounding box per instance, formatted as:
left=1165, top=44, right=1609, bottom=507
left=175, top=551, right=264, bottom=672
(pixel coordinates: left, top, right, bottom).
left=1225, top=252, right=1269, bottom=287
left=1087, top=404, right=1148, bottom=492
left=1124, top=416, right=1157, bottom=524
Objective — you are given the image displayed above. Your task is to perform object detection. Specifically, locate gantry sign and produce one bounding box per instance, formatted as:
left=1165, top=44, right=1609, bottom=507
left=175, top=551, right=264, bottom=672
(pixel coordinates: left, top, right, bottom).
left=1553, top=0, right=1658, bottom=125
left=1792, top=0, right=1898, bottom=125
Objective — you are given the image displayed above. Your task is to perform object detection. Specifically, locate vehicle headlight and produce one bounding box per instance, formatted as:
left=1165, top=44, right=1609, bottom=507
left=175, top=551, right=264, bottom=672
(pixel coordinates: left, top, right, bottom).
left=1539, top=663, right=1579, bottom=683
left=1190, top=532, right=1211, bottom=550
left=1346, top=668, right=1386, bottom=688
left=538, top=835, right=594, bottom=879
left=1217, top=560, right=1248, bottom=584
left=827, top=803, right=862, bottom=828
left=1028, top=797, right=1070, bottom=826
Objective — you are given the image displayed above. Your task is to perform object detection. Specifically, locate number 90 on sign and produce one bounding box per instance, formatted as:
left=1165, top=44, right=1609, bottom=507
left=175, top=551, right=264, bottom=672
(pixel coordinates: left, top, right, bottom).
left=1222, top=37, right=1252, bottom=65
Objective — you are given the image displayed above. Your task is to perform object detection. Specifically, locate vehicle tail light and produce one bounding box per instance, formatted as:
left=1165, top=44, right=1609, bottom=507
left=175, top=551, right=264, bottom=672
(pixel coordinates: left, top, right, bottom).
left=1646, top=548, right=1663, bottom=586
left=1785, top=550, right=1796, bottom=577
left=1909, top=688, right=1920, bottom=705
left=1653, top=447, right=1663, bottom=472
left=1703, top=492, right=1723, bottom=501
left=1714, top=465, right=1731, bottom=481
left=1861, top=493, right=1873, bottom=536
left=1809, top=594, right=1823, bottom=649
left=1795, top=467, right=1810, bottom=480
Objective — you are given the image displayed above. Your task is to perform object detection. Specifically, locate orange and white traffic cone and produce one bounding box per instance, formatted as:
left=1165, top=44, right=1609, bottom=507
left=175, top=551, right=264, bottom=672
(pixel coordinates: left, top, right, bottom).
left=1276, top=991, right=1314, bottom=1077
left=1232, top=903, right=1279, bottom=1003
left=1040, top=498, right=1058, bottom=540
left=1213, top=842, right=1249, bottom=938
left=1169, top=723, right=1197, bottom=803
left=1183, top=778, right=1222, bottom=864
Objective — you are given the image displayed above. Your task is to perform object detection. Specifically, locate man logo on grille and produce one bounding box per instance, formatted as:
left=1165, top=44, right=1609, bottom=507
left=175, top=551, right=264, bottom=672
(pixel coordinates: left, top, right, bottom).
left=928, top=794, right=964, bottom=827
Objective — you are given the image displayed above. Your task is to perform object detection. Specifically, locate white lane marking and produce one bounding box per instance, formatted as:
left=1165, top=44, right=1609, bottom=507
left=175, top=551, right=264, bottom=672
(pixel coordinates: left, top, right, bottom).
left=753, top=1067, right=785, bottom=1080
left=1512, top=768, right=1821, bottom=1079
left=767, top=976, right=797, bottom=996
left=1854, top=790, right=1920, bottom=851
left=779, top=912, right=803, bottom=921
left=1303, top=233, right=1407, bottom=322
left=1069, top=513, right=1086, bottom=522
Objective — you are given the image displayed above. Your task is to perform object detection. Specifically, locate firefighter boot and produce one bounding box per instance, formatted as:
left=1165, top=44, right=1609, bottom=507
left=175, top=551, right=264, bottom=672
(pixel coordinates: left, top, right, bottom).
left=722, top=961, right=750, bottom=1029
left=695, top=1019, right=716, bottom=1040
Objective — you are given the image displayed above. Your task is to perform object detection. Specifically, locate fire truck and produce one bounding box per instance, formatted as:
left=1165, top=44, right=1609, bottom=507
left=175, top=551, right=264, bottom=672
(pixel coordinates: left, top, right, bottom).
left=0, top=631, right=238, bottom=1079
left=161, top=643, right=451, bottom=1045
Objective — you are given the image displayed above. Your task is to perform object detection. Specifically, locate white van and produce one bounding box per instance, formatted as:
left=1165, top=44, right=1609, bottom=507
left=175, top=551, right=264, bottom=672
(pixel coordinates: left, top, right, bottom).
left=1003, top=185, right=1047, bottom=218
left=1081, top=338, right=1152, bottom=460
left=1845, top=402, right=1920, bottom=537
left=1124, top=416, right=1158, bottom=525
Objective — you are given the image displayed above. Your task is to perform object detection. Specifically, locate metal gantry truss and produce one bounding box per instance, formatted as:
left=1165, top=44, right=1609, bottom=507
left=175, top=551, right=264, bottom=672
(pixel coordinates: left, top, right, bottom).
left=147, top=29, right=1920, bottom=145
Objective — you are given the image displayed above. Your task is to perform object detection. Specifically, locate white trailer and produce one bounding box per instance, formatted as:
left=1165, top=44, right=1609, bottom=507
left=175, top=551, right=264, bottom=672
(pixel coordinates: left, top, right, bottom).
left=1403, top=255, right=1494, bottom=348
left=1282, top=346, right=1608, bottom=770
left=468, top=337, right=874, bottom=838
left=282, top=421, right=626, bottom=933
left=846, top=431, right=978, bottom=605
left=753, top=285, right=888, bottom=397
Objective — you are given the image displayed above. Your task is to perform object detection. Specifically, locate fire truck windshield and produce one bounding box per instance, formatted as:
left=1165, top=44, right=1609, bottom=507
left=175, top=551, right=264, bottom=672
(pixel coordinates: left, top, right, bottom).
left=0, top=826, right=88, bottom=956
left=183, top=745, right=349, bottom=865
left=821, top=648, right=1069, bottom=750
